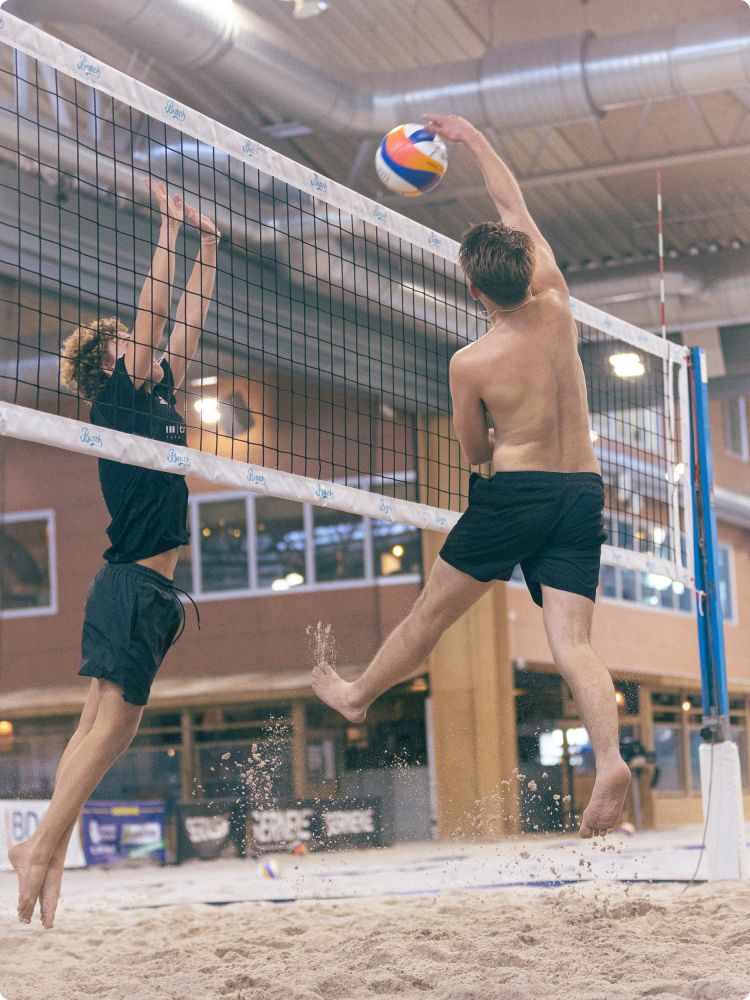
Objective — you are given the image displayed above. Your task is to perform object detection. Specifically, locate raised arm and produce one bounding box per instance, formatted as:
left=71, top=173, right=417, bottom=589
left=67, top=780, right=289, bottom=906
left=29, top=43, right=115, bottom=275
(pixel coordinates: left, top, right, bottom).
left=165, top=204, right=220, bottom=390
left=423, top=114, right=567, bottom=295
left=127, top=180, right=182, bottom=388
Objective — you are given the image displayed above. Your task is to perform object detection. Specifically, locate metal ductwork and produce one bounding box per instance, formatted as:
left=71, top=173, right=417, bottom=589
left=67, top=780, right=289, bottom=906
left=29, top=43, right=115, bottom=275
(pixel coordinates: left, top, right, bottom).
left=7, top=1, right=750, bottom=133
left=568, top=253, right=750, bottom=333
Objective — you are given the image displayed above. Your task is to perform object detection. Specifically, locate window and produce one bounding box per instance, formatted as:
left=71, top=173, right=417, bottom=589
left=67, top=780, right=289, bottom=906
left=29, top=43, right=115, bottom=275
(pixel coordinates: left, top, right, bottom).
left=177, top=492, right=420, bottom=598
left=199, top=498, right=249, bottom=592
left=313, top=508, right=365, bottom=582
left=724, top=398, right=749, bottom=460
left=591, top=407, right=663, bottom=455
left=372, top=519, right=421, bottom=577
left=653, top=725, right=683, bottom=792
left=718, top=545, right=735, bottom=621
left=256, top=497, right=307, bottom=591
left=0, top=511, right=57, bottom=617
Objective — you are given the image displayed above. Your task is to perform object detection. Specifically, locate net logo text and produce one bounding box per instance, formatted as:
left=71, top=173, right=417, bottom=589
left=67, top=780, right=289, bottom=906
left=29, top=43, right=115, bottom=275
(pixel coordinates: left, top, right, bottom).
left=166, top=448, right=190, bottom=468
left=246, top=467, right=267, bottom=487
left=76, top=54, right=101, bottom=81
left=378, top=499, right=393, bottom=517
left=164, top=100, right=186, bottom=122
left=310, top=174, right=328, bottom=194
left=314, top=483, right=334, bottom=502
left=241, top=139, right=261, bottom=160
left=79, top=427, right=102, bottom=448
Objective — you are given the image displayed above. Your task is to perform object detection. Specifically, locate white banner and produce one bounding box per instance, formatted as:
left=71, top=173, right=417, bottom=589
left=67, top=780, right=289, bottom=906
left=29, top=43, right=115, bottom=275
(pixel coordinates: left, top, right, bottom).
left=0, top=799, right=86, bottom=871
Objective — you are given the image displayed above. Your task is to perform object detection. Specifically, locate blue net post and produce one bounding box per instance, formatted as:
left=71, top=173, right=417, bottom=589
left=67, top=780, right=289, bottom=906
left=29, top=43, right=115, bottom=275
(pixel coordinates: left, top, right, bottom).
left=688, top=347, right=730, bottom=740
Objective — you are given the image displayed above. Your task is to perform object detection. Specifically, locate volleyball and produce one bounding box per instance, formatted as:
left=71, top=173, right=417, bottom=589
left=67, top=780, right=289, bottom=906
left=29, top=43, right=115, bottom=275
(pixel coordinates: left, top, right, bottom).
left=257, top=858, right=281, bottom=879
left=375, top=123, right=448, bottom=197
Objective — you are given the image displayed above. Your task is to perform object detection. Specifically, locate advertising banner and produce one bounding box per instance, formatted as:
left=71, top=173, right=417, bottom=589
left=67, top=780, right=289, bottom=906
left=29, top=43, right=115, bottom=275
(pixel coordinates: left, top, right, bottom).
left=176, top=799, right=235, bottom=862
left=0, top=799, right=85, bottom=871
left=251, top=799, right=383, bottom=853
left=81, top=801, right=165, bottom=866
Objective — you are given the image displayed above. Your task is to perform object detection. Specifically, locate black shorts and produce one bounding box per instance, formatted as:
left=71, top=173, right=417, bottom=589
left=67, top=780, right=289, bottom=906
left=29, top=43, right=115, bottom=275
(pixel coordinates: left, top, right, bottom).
left=79, top=563, right=184, bottom=706
left=440, top=471, right=607, bottom=608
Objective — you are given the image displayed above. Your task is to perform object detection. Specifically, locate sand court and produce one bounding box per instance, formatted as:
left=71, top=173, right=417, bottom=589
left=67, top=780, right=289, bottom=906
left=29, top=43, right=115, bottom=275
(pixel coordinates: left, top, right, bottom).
left=3, top=829, right=750, bottom=1000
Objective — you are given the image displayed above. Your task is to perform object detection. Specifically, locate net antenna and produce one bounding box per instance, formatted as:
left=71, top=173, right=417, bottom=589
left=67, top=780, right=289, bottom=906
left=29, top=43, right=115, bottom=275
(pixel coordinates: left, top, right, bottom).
left=0, top=12, right=693, bottom=591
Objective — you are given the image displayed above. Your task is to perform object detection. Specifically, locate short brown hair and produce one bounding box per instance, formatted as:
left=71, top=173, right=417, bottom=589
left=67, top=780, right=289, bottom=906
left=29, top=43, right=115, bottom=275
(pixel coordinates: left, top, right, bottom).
left=459, top=221, right=535, bottom=306
left=60, top=318, right=128, bottom=401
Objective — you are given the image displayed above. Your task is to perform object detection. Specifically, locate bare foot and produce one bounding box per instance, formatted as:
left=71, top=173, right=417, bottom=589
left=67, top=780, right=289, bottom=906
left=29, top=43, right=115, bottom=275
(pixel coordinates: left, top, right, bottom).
left=39, top=856, right=66, bottom=929
left=579, top=760, right=632, bottom=838
left=311, top=661, right=367, bottom=723
left=9, top=840, right=50, bottom=924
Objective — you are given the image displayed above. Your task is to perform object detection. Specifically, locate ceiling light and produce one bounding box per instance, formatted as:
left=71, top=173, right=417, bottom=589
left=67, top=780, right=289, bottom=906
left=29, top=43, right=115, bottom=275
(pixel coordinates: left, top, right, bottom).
left=608, top=353, right=645, bottom=378
left=682, top=699, right=692, bottom=712
left=392, top=544, right=404, bottom=558
left=688, top=245, right=700, bottom=256
left=194, top=397, right=220, bottom=423
left=285, top=572, right=305, bottom=587
left=293, top=0, right=328, bottom=17
left=708, top=241, right=720, bottom=253
left=667, top=247, right=680, bottom=259
left=730, top=238, right=743, bottom=250
left=0, top=720, right=13, bottom=736
left=189, top=375, right=218, bottom=387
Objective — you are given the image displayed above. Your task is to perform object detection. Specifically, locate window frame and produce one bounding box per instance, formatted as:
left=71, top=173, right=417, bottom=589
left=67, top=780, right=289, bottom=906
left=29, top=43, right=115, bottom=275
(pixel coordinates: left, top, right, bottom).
left=723, top=397, right=749, bottom=462
left=182, top=490, right=421, bottom=601
left=0, top=509, right=58, bottom=619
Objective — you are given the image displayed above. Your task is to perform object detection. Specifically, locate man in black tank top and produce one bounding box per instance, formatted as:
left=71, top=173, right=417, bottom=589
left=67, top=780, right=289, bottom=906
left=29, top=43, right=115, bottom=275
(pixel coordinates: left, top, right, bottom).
left=9, top=181, right=219, bottom=928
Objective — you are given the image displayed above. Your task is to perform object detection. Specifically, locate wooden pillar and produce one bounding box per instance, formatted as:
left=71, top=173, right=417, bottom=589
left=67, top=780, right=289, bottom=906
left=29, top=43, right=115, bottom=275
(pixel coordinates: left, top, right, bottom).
left=636, top=687, right=655, bottom=829
left=179, top=708, right=195, bottom=801
left=291, top=700, right=307, bottom=800
left=422, top=531, right=519, bottom=838
left=417, top=411, right=519, bottom=837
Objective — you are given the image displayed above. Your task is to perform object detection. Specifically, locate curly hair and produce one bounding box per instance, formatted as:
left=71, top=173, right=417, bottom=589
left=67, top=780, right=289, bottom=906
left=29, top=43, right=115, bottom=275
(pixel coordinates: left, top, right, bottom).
left=60, top=318, right=129, bottom=401
left=459, top=221, right=535, bottom=307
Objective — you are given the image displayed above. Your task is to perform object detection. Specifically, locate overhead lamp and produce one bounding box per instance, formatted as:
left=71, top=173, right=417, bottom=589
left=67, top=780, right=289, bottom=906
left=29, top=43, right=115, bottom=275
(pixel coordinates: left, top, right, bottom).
left=608, top=353, right=645, bottom=378
left=283, top=0, right=329, bottom=17
left=194, top=397, right=220, bottom=423
left=0, top=720, right=13, bottom=736
left=730, top=238, right=743, bottom=250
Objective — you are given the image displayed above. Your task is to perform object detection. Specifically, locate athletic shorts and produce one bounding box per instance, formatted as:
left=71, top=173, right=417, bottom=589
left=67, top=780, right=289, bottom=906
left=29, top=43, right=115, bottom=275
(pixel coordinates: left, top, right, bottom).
left=439, top=471, right=607, bottom=608
left=79, top=562, right=184, bottom=706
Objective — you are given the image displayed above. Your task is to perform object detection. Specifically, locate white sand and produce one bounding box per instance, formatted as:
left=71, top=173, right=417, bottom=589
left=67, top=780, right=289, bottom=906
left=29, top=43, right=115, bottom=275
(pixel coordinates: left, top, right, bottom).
left=2, top=829, right=750, bottom=1000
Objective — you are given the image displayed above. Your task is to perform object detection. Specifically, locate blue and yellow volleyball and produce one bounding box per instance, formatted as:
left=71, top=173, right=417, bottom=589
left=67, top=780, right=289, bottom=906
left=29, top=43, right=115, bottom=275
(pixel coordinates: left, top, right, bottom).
left=375, top=123, right=448, bottom=197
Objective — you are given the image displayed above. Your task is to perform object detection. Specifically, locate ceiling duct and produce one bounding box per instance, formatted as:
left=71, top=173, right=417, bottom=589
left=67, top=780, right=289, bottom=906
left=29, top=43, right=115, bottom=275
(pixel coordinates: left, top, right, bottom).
left=6, top=2, right=750, bottom=133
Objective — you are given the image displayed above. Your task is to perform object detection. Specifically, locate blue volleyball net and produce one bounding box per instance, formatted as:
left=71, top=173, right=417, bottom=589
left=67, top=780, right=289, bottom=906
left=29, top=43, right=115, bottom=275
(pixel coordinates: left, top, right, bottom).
left=0, top=12, right=693, bottom=594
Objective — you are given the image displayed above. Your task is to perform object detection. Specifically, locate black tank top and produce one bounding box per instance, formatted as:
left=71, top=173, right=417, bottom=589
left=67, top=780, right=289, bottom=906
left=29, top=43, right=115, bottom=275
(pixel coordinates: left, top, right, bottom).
left=91, top=356, right=189, bottom=563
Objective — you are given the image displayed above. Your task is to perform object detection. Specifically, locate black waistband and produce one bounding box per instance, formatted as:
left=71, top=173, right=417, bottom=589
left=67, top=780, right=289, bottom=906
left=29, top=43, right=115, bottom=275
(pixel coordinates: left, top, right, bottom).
left=476, top=470, right=603, bottom=483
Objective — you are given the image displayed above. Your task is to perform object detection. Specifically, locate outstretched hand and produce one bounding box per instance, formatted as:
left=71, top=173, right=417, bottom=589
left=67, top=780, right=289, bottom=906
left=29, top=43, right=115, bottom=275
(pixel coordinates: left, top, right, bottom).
left=180, top=198, right=220, bottom=239
left=422, top=113, right=479, bottom=144
left=147, top=178, right=184, bottom=226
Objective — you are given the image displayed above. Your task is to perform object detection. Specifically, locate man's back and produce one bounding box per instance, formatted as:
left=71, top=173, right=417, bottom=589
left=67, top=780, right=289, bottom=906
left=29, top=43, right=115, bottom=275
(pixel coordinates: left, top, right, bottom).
left=458, top=289, right=599, bottom=474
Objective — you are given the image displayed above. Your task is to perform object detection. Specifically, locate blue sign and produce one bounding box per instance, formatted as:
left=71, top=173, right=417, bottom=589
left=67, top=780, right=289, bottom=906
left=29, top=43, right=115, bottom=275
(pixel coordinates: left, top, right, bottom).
left=82, top=801, right=165, bottom=866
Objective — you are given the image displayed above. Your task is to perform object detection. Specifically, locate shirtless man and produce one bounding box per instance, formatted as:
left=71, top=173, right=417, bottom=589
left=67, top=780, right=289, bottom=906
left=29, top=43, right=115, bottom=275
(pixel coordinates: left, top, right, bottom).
left=312, top=113, right=631, bottom=839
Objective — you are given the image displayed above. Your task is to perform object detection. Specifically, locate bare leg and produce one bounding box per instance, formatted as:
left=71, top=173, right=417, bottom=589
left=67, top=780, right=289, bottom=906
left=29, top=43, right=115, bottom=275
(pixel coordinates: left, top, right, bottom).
left=312, top=557, right=492, bottom=721
left=33, top=681, right=103, bottom=928
left=9, top=680, right=143, bottom=924
left=541, top=585, right=631, bottom=838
